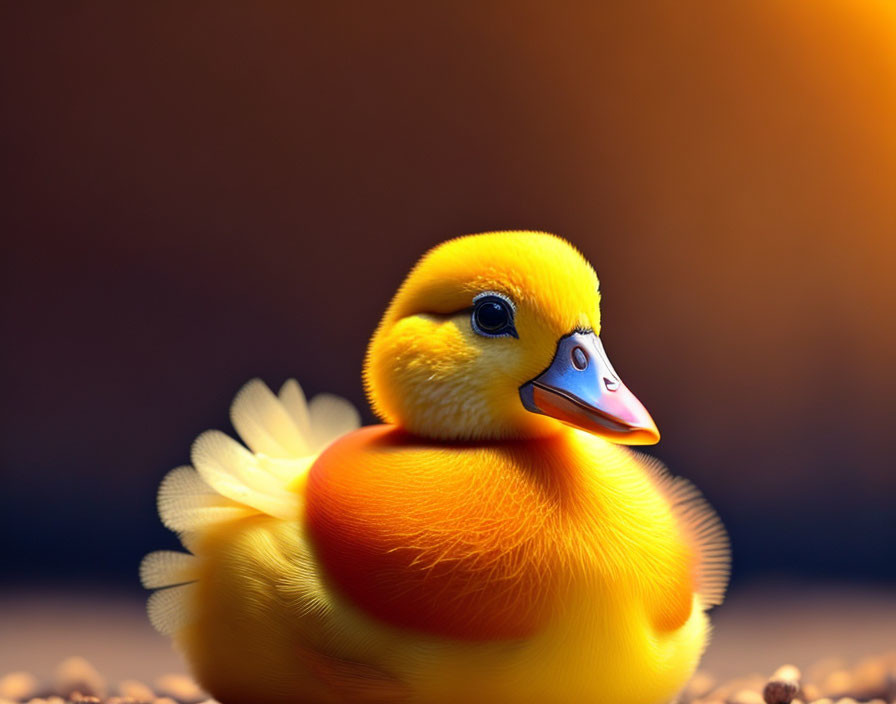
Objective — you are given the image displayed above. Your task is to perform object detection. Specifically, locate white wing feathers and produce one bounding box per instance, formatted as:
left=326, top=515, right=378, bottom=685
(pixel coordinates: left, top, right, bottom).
left=230, top=378, right=312, bottom=458
left=141, top=378, right=361, bottom=635
left=306, top=393, right=363, bottom=454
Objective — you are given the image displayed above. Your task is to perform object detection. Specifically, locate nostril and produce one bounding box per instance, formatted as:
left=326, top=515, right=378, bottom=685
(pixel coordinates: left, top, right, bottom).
left=604, top=377, right=620, bottom=391
left=571, top=346, right=588, bottom=370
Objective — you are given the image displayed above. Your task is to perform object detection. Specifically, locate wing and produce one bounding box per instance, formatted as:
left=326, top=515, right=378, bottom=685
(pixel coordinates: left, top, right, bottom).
left=140, top=378, right=360, bottom=636
left=637, top=451, right=731, bottom=613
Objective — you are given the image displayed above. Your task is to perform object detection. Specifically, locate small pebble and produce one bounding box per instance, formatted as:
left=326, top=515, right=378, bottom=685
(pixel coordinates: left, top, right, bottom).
left=54, top=658, right=106, bottom=699
left=764, top=664, right=801, bottom=704
left=154, top=674, right=204, bottom=703
left=70, top=693, right=101, bottom=703
left=118, top=680, right=155, bottom=703
left=0, top=672, right=39, bottom=701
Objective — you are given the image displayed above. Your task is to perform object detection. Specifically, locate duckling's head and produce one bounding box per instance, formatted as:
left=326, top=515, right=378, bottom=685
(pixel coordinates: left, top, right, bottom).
left=364, top=231, right=659, bottom=444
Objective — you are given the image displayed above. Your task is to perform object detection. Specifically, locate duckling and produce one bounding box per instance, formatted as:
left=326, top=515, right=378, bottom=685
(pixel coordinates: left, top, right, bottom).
left=142, top=231, right=729, bottom=704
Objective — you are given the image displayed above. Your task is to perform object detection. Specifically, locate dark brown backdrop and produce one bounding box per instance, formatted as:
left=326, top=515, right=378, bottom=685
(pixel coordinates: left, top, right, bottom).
left=2, top=1, right=894, bottom=588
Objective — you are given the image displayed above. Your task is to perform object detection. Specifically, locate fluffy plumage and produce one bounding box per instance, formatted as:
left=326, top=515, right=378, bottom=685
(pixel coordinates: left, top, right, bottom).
left=142, top=231, right=729, bottom=704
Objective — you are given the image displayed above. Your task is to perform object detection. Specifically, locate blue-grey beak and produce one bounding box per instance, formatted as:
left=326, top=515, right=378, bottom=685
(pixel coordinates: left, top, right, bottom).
left=519, top=331, right=660, bottom=445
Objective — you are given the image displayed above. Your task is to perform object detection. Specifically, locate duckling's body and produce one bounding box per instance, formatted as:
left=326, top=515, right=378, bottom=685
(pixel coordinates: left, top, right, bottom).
left=306, top=426, right=702, bottom=642
left=143, top=231, right=728, bottom=704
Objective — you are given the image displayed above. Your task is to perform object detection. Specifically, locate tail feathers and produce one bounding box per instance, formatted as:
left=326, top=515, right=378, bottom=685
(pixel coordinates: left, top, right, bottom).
left=144, top=378, right=361, bottom=636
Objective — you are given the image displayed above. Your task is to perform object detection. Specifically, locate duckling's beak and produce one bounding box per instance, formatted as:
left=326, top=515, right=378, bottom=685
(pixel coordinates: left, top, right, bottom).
left=519, top=331, right=660, bottom=445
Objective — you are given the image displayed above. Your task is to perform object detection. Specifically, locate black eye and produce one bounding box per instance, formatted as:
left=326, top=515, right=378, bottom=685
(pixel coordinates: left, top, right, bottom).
left=471, top=293, right=518, bottom=338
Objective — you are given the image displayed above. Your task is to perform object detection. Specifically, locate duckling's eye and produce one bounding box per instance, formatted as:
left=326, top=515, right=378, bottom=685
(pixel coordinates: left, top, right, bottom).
left=471, top=292, right=518, bottom=339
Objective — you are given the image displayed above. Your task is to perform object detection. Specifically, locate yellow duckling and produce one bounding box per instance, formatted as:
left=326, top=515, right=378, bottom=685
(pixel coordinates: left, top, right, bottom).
left=142, top=231, right=729, bottom=704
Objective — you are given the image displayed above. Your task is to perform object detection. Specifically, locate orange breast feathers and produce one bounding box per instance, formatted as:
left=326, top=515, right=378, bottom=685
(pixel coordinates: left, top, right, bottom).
left=304, top=427, right=699, bottom=641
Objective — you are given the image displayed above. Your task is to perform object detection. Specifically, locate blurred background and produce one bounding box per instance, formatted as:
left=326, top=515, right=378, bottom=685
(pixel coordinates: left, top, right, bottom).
left=1, top=0, right=894, bottom=683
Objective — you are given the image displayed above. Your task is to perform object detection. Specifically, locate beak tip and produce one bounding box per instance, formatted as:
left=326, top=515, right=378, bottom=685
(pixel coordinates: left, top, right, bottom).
left=628, top=425, right=661, bottom=446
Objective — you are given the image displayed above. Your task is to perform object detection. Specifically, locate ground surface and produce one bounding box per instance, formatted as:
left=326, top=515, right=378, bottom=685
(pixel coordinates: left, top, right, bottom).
left=1, top=581, right=894, bottom=702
